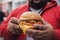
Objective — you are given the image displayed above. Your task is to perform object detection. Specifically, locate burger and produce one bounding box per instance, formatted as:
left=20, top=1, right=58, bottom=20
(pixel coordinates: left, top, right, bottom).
left=19, top=12, right=42, bottom=34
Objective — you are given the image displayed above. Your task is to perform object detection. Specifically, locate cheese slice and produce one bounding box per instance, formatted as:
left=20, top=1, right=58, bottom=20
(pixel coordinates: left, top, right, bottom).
left=19, top=24, right=34, bottom=34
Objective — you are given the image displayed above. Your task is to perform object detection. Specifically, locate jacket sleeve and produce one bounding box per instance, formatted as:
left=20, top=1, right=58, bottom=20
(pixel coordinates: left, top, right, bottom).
left=52, top=6, right=60, bottom=40
left=54, top=29, right=60, bottom=40
left=51, top=29, right=60, bottom=40
left=0, top=9, right=19, bottom=40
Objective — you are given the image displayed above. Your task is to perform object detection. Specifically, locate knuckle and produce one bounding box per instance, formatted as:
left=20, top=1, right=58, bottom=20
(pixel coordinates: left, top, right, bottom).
left=10, top=17, right=19, bottom=23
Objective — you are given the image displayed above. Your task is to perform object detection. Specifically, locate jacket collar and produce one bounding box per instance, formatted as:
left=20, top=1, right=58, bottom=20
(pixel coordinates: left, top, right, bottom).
left=21, top=1, right=57, bottom=14
left=43, top=1, right=57, bottom=11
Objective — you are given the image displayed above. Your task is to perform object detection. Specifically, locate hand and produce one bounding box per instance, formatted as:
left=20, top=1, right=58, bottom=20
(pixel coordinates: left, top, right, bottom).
left=26, top=18, right=54, bottom=40
left=7, top=17, right=22, bottom=35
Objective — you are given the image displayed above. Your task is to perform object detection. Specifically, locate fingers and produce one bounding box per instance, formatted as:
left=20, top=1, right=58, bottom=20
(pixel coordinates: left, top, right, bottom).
left=8, top=17, right=20, bottom=30
left=33, top=24, right=47, bottom=30
left=26, top=29, right=47, bottom=39
left=8, top=22, right=20, bottom=34
left=33, top=24, right=54, bottom=34
left=8, top=23, right=19, bottom=29
left=9, top=17, right=19, bottom=25
left=7, top=17, right=22, bottom=35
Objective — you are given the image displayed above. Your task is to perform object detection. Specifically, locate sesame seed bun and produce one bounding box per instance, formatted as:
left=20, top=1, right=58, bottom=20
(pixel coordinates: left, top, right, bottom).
left=20, top=12, right=41, bottom=20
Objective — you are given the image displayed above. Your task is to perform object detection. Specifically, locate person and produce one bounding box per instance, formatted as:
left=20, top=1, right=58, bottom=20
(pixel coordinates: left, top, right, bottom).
left=0, top=0, right=60, bottom=40
left=0, top=7, right=5, bottom=24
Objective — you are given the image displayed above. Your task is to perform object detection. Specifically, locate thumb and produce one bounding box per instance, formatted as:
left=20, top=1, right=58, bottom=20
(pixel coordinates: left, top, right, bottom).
left=41, top=18, right=48, bottom=25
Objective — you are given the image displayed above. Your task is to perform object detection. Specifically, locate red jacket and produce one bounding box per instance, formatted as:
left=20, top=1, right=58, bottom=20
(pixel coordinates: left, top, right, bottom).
left=0, top=1, right=60, bottom=40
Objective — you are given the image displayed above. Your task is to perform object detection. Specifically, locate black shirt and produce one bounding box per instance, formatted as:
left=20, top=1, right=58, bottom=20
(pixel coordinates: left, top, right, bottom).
left=0, top=10, right=5, bottom=22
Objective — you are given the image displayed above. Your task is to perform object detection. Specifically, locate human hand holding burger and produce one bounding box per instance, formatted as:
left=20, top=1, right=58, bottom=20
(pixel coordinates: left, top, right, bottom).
left=7, top=17, right=22, bottom=35
left=26, top=18, right=54, bottom=40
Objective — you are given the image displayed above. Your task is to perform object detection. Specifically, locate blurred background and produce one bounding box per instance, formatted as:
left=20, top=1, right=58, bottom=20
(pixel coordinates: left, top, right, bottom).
left=0, top=0, right=60, bottom=20
left=0, top=0, right=27, bottom=17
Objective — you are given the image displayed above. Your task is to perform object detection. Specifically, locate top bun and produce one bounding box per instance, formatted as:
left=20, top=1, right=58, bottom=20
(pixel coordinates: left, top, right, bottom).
left=20, top=11, right=41, bottom=20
